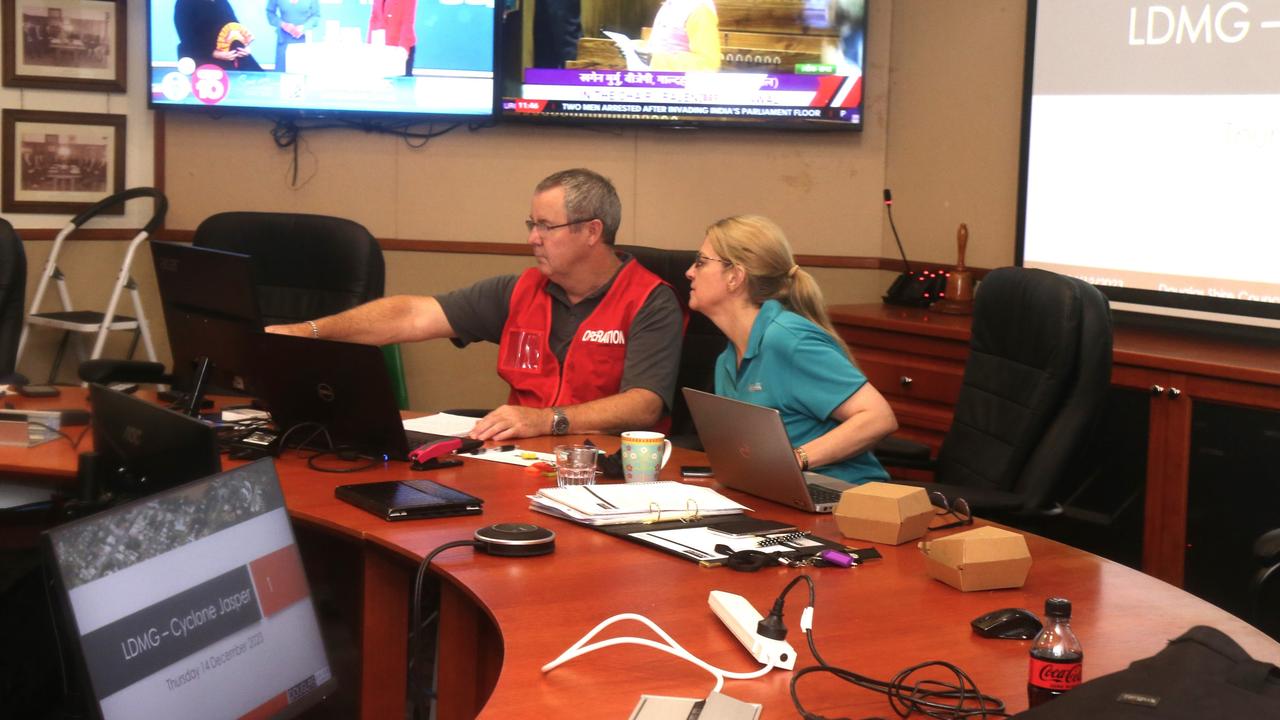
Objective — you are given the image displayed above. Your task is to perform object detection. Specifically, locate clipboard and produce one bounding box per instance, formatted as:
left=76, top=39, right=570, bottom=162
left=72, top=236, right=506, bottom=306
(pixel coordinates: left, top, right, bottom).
left=592, top=517, right=844, bottom=565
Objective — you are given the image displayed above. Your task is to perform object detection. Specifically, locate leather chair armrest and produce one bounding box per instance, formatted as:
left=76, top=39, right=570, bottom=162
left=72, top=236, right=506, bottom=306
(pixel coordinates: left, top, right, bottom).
left=874, top=435, right=935, bottom=471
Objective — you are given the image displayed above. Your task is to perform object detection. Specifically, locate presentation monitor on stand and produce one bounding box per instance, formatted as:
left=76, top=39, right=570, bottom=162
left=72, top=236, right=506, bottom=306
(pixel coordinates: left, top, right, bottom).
left=151, top=241, right=265, bottom=410
left=88, top=383, right=222, bottom=501
left=42, top=457, right=336, bottom=719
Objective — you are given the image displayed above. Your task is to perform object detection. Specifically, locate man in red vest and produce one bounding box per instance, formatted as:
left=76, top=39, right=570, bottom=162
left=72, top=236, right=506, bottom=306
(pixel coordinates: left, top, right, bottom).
left=267, top=168, right=684, bottom=441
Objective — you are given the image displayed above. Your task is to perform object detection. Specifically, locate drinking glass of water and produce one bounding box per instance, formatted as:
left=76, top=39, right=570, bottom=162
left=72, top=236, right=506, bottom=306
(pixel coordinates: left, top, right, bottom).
left=554, top=444, right=598, bottom=487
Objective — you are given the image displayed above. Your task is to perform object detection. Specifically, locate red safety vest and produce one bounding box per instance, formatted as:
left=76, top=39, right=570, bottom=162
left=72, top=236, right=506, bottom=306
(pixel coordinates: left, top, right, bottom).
left=497, top=261, right=673, bottom=430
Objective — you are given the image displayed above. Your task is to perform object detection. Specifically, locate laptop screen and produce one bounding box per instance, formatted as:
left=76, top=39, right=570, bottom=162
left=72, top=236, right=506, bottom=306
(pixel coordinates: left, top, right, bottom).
left=89, top=384, right=222, bottom=499
left=42, top=458, right=335, bottom=720
left=151, top=241, right=264, bottom=395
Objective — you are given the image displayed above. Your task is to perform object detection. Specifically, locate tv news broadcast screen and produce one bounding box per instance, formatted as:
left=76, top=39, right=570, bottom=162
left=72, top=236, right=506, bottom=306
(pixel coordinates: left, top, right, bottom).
left=147, top=0, right=498, bottom=118
left=43, top=458, right=335, bottom=720
left=501, top=0, right=866, bottom=128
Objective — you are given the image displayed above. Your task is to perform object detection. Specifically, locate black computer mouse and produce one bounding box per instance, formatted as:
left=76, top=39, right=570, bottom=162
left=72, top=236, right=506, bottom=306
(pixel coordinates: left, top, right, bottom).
left=971, top=607, right=1043, bottom=639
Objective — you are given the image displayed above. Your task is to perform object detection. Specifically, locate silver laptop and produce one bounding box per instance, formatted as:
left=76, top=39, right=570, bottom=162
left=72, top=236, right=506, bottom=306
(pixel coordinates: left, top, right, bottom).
left=683, top=388, right=851, bottom=513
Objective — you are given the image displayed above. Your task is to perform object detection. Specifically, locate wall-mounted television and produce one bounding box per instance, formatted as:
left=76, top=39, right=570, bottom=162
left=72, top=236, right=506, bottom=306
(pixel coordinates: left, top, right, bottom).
left=147, top=0, right=498, bottom=118
left=1018, top=0, right=1280, bottom=331
left=500, top=0, right=866, bottom=128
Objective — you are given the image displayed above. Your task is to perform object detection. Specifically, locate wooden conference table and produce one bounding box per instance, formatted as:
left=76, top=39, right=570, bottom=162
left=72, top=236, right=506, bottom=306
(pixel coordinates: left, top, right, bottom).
left=3, top=390, right=1278, bottom=719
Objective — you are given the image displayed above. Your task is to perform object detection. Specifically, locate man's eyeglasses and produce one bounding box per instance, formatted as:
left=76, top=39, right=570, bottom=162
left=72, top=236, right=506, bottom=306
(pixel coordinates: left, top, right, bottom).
left=525, top=217, right=595, bottom=235
left=692, top=253, right=733, bottom=270
left=929, top=491, right=973, bottom=531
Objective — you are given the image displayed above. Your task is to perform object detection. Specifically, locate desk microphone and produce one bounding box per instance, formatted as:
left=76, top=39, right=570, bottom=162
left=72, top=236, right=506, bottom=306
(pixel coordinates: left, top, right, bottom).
left=881, top=188, right=947, bottom=307
left=474, top=523, right=556, bottom=557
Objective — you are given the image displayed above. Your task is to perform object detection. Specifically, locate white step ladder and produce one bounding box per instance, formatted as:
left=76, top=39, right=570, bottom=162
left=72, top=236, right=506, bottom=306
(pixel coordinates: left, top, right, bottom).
left=15, top=188, right=168, bottom=384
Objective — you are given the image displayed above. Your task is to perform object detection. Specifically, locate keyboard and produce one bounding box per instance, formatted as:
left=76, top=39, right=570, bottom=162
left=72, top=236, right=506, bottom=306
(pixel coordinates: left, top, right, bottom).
left=807, top=484, right=843, bottom=505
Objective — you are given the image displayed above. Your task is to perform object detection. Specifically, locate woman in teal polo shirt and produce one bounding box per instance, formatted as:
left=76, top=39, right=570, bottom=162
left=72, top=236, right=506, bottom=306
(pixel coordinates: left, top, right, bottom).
left=685, top=215, right=897, bottom=484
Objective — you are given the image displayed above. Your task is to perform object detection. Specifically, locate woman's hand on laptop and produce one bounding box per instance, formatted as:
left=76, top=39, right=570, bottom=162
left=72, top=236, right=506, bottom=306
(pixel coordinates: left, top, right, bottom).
left=470, top=405, right=552, bottom=441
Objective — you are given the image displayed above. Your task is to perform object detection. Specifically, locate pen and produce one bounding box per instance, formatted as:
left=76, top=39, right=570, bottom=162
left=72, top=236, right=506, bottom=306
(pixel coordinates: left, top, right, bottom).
left=466, top=444, right=516, bottom=455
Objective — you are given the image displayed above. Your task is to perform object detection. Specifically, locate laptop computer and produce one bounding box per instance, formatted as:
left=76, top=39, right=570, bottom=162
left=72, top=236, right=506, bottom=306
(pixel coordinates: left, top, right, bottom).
left=88, top=383, right=222, bottom=499
left=151, top=241, right=265, bottom=395
left=335, top=479, right=484, bottom=521
left=253, top=333, right=480, bottom=461
left=682, top=388, right=851, bottom=513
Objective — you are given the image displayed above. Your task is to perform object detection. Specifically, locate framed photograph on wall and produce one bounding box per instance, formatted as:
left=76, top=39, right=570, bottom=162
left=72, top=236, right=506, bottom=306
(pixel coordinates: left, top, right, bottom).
left=1, top=0, right=126, bottom=91
left=1, top=109, right=126, bottom=214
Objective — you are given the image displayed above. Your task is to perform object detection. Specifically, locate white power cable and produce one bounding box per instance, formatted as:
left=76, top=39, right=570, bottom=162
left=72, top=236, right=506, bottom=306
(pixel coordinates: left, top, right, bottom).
left=541, top=612, right=773, bottom=692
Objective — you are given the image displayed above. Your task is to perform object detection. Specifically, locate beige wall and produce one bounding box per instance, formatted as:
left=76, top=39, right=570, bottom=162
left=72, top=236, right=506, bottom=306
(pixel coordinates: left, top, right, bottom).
left=11, top=1, right=1029, bottom=408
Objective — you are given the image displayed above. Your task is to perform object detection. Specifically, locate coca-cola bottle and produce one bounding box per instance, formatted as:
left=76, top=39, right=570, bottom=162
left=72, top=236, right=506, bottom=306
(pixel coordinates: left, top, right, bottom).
left=1027, top=597, right=1083, bottom=707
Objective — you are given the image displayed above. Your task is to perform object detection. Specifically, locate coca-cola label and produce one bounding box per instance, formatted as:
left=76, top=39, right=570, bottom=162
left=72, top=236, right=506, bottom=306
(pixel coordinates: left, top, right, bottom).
left=1028, top=657, right=1082, bottom=691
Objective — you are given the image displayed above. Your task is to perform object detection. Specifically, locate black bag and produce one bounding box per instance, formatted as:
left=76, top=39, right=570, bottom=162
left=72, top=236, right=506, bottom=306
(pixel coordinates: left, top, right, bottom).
left=1014, top=626, right=1280, bottom=718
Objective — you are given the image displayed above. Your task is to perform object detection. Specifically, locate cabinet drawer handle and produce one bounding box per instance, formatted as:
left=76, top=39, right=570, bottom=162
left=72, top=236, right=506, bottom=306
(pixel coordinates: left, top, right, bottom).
left=899, top=376, right=913, bottom=387
left=1150, top=385, right=1165, bottom=395
left=1167, top=387, right=1181, bottom=399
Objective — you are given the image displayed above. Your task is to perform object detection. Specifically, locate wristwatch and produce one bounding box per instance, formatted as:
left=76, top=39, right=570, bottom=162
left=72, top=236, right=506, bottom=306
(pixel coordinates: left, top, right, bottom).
left=551, top=407, right=569, bottom=436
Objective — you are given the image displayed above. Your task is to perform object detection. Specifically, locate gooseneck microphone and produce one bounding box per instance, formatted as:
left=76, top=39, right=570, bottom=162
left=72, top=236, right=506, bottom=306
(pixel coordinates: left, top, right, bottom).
left=883, top=188, right=912, bottom=274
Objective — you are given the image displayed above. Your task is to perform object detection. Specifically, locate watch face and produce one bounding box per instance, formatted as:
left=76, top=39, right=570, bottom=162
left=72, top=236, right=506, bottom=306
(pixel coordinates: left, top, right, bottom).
left=552, top=410, right=569, bottom=435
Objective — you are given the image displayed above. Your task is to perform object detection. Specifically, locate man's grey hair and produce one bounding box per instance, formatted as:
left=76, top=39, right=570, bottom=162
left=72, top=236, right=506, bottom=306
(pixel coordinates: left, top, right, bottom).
left=535, top=168, right=622, bottom=244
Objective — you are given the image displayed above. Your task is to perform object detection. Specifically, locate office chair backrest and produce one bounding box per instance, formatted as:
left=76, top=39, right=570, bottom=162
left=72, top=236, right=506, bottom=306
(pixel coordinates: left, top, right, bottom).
left=617, top=245, right=727, bottom=442
left=934, top=266, right=1112, bottom=513
left=192, top=212, right=384, bottom=325
left=0, top=219, right=27, bottom=380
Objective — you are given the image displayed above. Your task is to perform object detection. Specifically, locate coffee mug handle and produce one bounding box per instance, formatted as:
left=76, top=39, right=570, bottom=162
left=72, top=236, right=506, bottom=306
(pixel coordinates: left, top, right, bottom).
left=660, top=439, right=672, bottom=468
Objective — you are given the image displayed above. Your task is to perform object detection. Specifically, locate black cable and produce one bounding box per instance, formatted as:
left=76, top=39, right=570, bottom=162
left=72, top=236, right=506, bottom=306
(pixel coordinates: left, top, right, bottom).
left=304, top=448, right=383, bottom=474
left=409, top=540, right=480, bottom=720
left=274, top=421, right=332, bottom=455
left=778, top=576, right=1008, bottom=720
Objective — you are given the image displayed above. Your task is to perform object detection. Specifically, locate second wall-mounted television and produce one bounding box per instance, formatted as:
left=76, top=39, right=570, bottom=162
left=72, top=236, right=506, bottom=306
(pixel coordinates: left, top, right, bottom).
left=147, top=0, right=498, bottom=118
left=500, top=0, right=867, bottom=129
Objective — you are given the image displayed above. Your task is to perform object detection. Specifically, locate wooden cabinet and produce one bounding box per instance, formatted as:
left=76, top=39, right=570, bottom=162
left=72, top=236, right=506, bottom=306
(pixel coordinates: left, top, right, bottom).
left=829, top=303, right=1280, bottom=587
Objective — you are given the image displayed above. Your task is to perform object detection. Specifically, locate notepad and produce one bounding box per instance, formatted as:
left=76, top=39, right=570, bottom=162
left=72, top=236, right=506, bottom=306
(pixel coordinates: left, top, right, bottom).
left=529, top=481, right=750, bottom=525
left=402, top=412, right=480, bottom=437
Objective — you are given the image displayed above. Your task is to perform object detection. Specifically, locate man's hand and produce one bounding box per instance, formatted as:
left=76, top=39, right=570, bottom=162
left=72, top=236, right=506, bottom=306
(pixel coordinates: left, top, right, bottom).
left=470, top=405, right=553, bottom=441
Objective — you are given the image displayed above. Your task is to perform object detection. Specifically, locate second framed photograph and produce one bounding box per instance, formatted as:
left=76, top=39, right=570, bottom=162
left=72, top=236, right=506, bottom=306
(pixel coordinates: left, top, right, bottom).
left=2, top=0, right=126, bottom=91
left=2, top=109, right=126, bottom=215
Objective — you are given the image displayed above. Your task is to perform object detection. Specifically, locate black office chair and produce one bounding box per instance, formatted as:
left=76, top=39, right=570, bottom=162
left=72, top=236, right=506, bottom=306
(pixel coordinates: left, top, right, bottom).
left=191, top=211, right=409, bottom=408
left=0, top=219, right=28, bottom=384
left=618, top=245, right=728, bottom=448
left=881, top=266, right=1113, bottom=521
left=1252, top=529, right=1280, bottom=640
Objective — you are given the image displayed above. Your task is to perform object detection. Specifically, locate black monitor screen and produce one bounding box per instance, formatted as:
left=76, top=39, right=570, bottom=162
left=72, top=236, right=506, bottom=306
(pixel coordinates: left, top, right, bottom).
left=152, top=241, right=263, bottom=395
left=89, top=383, right=222, bottom=498
left=42, top=458, right=335, bottom=719
left=147, top=0, right=497, bottom=118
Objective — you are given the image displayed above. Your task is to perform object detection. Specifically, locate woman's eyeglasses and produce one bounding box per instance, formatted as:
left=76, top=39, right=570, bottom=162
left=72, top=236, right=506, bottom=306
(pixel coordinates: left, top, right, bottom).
left=929, top=491, right=973, bottom=531
left=692, top=253, right=733, bottom=270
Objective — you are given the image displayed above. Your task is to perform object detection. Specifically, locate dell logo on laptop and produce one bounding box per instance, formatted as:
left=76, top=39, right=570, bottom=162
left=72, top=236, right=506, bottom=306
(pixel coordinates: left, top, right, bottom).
left=316, top=383, right=336, bottom=402
left=124, top=426, right=143, bottom=446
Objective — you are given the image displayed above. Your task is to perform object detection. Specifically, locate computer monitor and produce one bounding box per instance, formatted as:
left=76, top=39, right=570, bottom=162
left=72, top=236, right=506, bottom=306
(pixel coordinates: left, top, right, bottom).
left=151, top=241, right=264, bottom=395
left=89, top=383, right=222, bottom=498
left=42, top=457, right=336, bottom=719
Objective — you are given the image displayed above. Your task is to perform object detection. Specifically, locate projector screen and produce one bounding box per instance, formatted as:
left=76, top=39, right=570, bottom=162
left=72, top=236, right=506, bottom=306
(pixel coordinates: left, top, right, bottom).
left=1018, top=0, right=1280, bottom=329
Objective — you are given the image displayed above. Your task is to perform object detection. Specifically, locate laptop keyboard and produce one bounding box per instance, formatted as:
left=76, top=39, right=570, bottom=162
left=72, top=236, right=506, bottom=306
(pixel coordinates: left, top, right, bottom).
left=807, top=484, right=843, bottom=505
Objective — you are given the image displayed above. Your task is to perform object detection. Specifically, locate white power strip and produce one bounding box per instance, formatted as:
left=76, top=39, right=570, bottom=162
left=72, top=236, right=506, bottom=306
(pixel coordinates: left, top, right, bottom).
left=708, top=590, right=797, bottom=670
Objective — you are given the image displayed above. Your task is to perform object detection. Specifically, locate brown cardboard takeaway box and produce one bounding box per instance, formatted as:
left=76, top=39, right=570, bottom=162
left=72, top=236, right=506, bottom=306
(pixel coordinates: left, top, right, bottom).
left=918, top=526, right=1033, bottom=591
left=832, top=482, right=935, bottom=545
